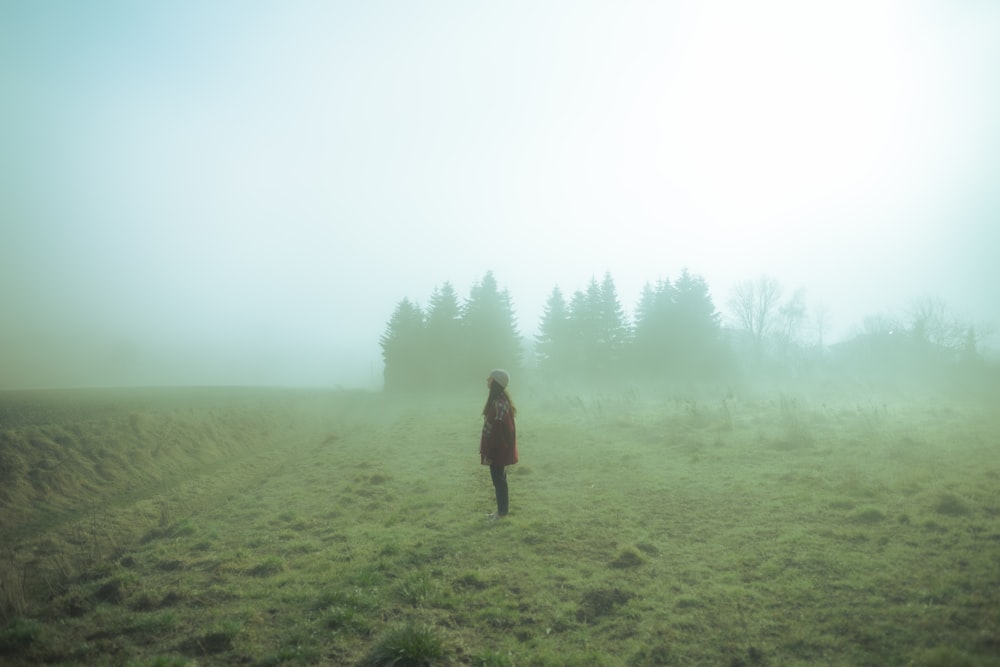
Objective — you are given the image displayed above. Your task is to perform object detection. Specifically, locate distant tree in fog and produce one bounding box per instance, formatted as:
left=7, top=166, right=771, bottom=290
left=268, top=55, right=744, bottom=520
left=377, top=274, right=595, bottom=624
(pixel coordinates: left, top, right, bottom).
left=379, top=298, right=426, bottom=391
left=424, top=282, right=464, bottom=388
left=565, top=287, right=592, bottom=377
left=776, top=289, right=807, bottom=347
left=462, top=271, right=521, bottom=381
left=903, top=296, right=994, bottom=365
left=670, top=269, right=726, bottom=374
left=811, top=302, right=831, bottom=348
left=859, top=313, right=904, bottom=338
left=835, top=300, right=996, bottom=379
left=768, top=288, right=813, bottom=368
left=380, top=272, right=522, bottom=391
left=907, top=296, right=966, bottom=352
left=562, top=273, right=630, bottom=381
left=789, top=295, right=991, bottom=370
left=535, top=286, right=572, bottom=377
left=727, top=275, right=783, bottom=357
left=632, top=277, right=675, bottom=375
left=632, top=269, right=725, bottom=378
left=959, top=325, right=992, bottom=365
left=594, top=272, right=631, bottom=378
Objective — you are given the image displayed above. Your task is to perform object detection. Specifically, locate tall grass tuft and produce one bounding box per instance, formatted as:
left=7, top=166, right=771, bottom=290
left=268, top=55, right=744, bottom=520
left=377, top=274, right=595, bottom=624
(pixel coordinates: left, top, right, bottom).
left=0, top=553, right=27, bottom=622
left=362, top=622, right=448, bottom=666
left=777, top=394, right=814, bottom=448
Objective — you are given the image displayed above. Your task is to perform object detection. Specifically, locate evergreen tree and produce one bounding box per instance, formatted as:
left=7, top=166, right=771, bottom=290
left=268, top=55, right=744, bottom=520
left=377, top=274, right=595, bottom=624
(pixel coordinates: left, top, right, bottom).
left=583, top=278, right=604, bottom=373
left=564, top=273, right=630, bottom=381
left=595, top=272, right=630, bottom=379
left=669, top=268, right=725, bottom=376
left=631, top=277, right=674, bottom=375
left=535, top=286, right=571, bottom=378
left=424, top=282, right=464, bottom=388
left=629, top=269, right=726, bottom=380
left=462, top=271, right=521, bottom=383
left=566, top=287, right=592, bottom=380
left=379, top=298, right=426, bottom=392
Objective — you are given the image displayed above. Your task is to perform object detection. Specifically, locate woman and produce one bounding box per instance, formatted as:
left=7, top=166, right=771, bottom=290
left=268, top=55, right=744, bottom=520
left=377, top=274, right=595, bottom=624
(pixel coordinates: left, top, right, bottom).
left=480, top=368, right=518, bottom=519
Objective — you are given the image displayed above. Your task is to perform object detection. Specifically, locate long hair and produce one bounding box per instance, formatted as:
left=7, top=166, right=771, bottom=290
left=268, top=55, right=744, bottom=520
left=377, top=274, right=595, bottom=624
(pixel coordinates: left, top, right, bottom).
left=482, top=380, right=517, bottom=418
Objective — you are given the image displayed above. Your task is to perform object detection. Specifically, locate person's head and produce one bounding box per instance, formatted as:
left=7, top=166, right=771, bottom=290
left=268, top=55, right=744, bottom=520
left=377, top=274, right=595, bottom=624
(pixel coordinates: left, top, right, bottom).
left=487, top=368, right=509, bottom=390
left=483, top=368, right=516, bottom=415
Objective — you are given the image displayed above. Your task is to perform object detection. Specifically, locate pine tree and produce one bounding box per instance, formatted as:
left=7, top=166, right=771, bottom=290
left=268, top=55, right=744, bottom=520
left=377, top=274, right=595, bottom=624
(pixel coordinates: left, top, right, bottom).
left=462, top=271, right=521, bottom=383
left=629, top=270, right=726, bottom=380
left=597, top=271, right=631, bottom=377
left=536, top=286, right=571, bottom=378
left=670, top=268, right=725, bottom=377
left=379, top=298, right=426, bottom=392
left=631, top=277, right=674, bottom=375
left=424, top=282, right=464, bottom=389
left=566, top=287, right=592, bottom=380
left=564, top=274, right=630, bottom=381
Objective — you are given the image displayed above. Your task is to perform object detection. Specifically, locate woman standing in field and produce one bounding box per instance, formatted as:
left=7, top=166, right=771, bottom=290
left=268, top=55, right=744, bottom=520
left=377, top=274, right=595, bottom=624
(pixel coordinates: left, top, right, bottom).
left=481, top=369, right=518, bottom=519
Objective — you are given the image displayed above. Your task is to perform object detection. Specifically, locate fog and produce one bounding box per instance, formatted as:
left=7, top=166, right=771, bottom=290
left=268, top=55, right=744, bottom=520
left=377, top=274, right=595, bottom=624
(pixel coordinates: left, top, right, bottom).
left=2, top=1, right=999, bottom=389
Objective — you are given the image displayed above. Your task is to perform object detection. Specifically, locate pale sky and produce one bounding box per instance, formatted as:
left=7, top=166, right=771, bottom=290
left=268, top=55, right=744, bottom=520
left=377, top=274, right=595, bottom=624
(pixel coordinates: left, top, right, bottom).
left=2, top=1, right=999, bottom=388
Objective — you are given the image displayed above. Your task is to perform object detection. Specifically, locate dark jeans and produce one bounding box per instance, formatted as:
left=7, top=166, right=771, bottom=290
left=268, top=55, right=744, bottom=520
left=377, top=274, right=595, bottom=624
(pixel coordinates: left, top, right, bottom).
left=490, top=465, right=509, bottom=516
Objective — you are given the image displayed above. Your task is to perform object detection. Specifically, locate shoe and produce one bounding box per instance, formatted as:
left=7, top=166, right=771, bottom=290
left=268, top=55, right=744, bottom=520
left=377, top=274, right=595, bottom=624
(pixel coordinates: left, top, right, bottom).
left=488, top=512, right=508, bottom=521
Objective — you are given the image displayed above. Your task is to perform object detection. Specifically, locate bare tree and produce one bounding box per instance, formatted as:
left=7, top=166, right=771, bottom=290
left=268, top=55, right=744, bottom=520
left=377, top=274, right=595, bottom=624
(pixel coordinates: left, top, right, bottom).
left=727, top=275, right=783, bottom=355
left=959, top=323, right=996, bottom=363
left=811, top=301, right=831, bottom=348
left=908, top=296, right=996, bottom=359
left=907, top=296, right=964, bottom=351
left=858, top=313, right=903, bottom=337
left=776, top=288, right=808, bottom=347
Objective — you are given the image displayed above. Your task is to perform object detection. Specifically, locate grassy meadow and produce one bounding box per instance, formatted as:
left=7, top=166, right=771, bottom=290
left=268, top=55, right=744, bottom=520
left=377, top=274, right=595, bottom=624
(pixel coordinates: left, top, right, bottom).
left=1, top=381, right=999, bottom=666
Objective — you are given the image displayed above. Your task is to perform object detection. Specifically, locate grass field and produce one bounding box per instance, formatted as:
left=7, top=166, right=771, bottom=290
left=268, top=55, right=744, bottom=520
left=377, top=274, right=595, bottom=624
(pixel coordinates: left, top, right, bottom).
left=1, top=380, right=999, bottom=666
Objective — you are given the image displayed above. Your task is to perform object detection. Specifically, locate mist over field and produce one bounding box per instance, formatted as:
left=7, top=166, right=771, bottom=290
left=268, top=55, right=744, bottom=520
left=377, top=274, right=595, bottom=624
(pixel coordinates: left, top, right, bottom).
left=1, top=380, right=999, bottom=664
left=2, top=1, right=1000, bottom=390
left=2, top=5, right=1000, bottom=661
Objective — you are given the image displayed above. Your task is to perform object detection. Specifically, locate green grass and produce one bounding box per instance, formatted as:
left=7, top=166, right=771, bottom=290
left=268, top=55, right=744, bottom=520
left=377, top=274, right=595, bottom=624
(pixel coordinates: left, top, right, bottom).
left=1, top=384, right=999, bottom=665
left=362, top=622, right=448, bottom=666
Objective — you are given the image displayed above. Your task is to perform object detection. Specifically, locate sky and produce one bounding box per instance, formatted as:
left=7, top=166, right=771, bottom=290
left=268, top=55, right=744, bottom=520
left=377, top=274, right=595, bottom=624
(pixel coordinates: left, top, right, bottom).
left=2, top=0, right=999, bottom=389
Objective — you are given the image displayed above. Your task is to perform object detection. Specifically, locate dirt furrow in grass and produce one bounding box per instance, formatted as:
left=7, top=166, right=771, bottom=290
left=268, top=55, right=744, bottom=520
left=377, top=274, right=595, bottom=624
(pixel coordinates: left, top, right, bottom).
left=4, top=430, right=328, bottom=613
left=1, top=389, right=355, bottom=624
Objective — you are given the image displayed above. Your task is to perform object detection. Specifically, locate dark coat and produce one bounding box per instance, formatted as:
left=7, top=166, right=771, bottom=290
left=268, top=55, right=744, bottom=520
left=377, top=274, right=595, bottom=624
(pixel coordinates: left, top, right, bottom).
left=480, top=396, right=518, bottom=466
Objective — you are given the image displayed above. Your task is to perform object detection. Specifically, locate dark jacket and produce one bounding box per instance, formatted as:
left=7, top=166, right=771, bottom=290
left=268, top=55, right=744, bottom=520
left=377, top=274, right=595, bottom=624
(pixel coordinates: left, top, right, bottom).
left=480, top=396, right=518, bottom=466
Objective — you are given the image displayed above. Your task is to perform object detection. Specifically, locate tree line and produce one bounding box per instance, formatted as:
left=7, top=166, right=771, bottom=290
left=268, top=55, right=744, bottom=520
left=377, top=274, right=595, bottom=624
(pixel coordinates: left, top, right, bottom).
left=725, top=276, right=993, bottom=376
left=379, top=272, right=521, bottom=392
left=379, top=268, right=729, bottom=391
left=380, top=269, right=995, bottom=392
